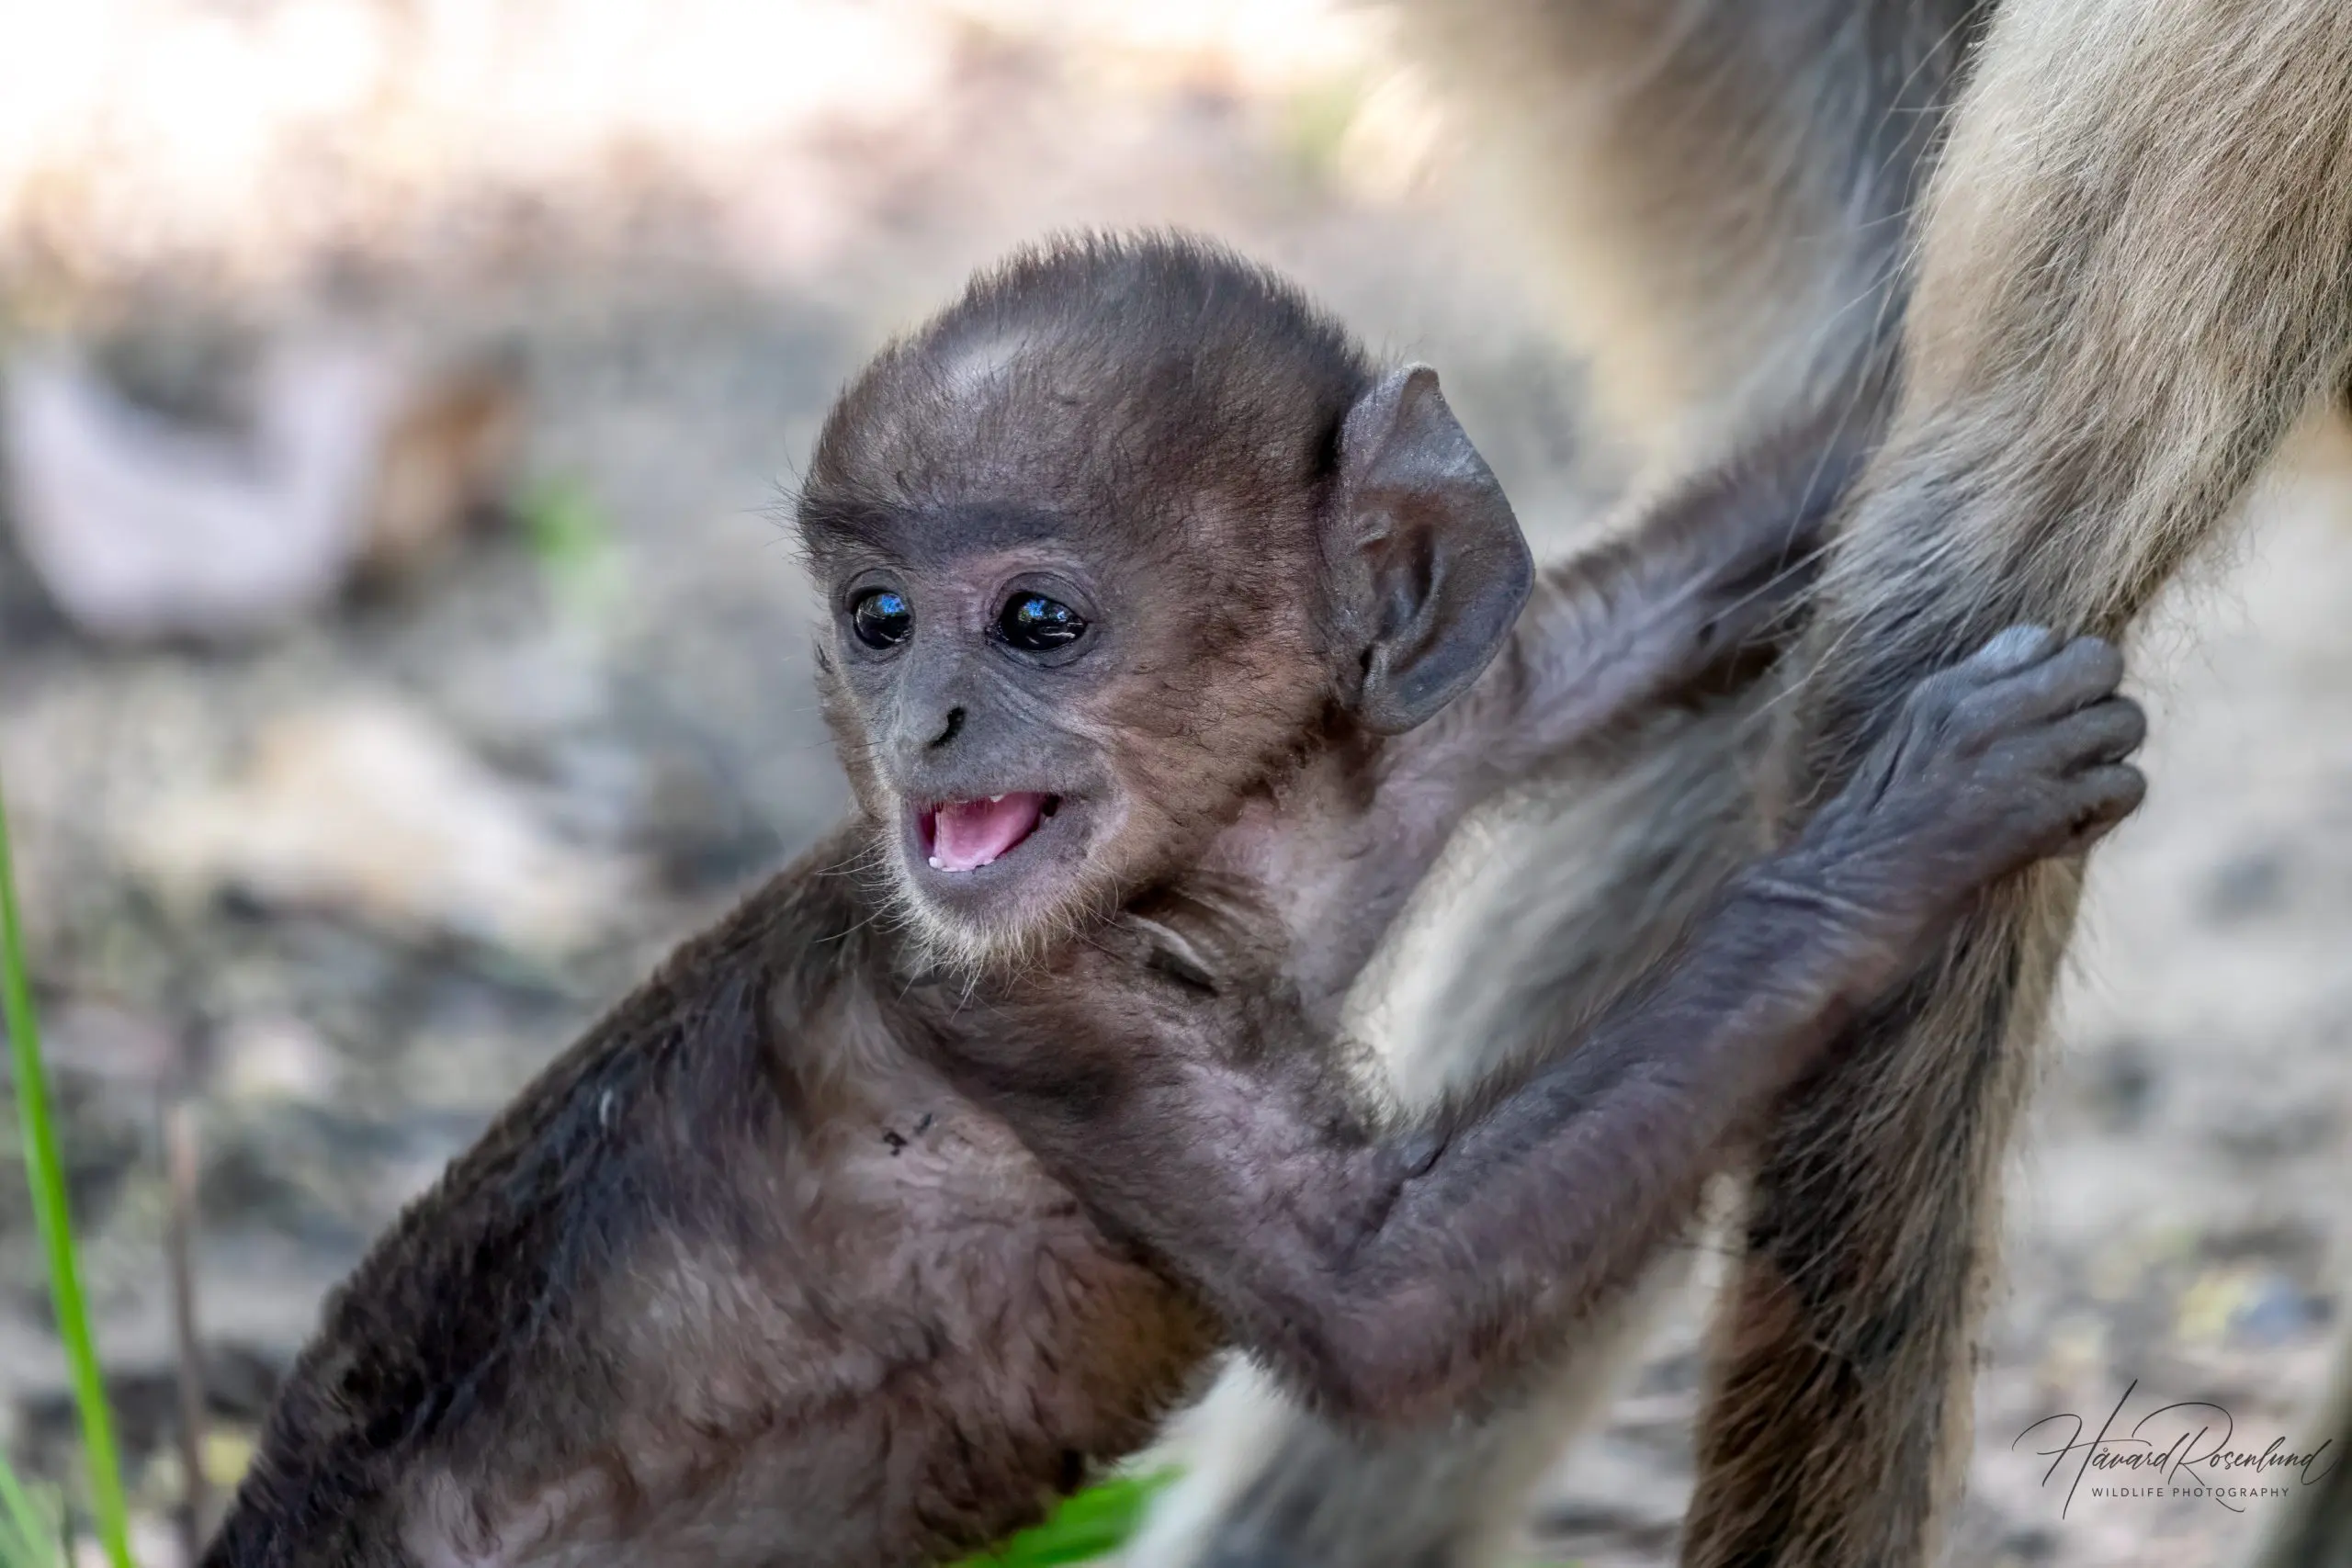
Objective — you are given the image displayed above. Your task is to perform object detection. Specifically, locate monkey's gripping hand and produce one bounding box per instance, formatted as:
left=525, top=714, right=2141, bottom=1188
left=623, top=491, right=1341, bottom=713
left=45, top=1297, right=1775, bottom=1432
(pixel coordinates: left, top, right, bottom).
left=1767, top=623, right=2145, bottom=990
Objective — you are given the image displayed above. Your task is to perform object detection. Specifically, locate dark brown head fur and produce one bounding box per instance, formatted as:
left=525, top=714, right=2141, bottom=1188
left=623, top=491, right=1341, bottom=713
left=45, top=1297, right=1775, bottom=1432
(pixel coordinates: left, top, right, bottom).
left=796, top=232, right=1526, bottom=970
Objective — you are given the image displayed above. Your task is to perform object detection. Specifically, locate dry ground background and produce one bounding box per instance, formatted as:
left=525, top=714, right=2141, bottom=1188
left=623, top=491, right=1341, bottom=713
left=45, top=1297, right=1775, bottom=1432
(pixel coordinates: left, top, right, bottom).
left=0, top=3, right=2348, bottom=1564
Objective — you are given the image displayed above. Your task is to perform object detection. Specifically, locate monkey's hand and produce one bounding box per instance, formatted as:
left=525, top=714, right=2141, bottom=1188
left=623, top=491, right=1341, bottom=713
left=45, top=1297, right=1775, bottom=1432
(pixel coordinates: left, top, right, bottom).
left=1785, top=624, right=2145, bottom=961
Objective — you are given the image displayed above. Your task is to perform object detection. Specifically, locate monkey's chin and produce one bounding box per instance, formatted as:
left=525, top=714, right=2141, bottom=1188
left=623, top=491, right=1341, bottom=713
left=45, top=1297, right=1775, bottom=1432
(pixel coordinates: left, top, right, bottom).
left=892, top=792, right=1105, bottom=970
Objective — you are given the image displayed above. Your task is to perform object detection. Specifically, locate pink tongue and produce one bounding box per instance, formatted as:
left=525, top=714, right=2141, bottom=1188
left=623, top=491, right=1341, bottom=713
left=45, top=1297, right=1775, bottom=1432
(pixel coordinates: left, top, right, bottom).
left=932, top=793, right=1047, bottom=872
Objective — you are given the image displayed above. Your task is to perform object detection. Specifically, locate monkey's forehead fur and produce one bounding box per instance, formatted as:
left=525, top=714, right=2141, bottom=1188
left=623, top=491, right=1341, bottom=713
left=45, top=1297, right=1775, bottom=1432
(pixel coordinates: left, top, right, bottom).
left=796, top=233, right=1376, bottom=559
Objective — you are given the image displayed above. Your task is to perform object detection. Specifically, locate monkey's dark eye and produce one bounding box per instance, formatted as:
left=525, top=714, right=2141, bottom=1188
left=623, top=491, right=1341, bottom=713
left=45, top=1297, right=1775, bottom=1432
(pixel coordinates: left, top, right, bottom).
left=851, top=589, right=913, bottom=649
left=998, top=593, right=1087, bottom=652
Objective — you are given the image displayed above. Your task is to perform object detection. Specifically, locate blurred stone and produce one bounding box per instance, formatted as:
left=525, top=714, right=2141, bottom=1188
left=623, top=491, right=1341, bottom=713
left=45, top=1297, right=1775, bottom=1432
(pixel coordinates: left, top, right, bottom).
left=2, top=325, right=521, bottom=643
left=0, top=497, right=69, bottom=648
left=1995, top=1526, right=2062, bottom=1565
left=354, top=350, right=525, bottom=588
left=124, top=698, right=640, bottom=956
left=2035, top=1315, right=2109, bottom=1393
left=0, top=1319, right=51, bottom=1413
left=2081, top=1033, right=2161, bottom=1133
left=75, top=1514, right=186, bottom=1568
left=2209, top=1098, right=2342, bottom=1163
left=2174, top=1264, right=2325, bottom=1349
left=44, top=1001, right=186, bottom=1089
left=637, top=748, right=788, bottom=892
left=2201, top=845, right=2291, bottom=922
left=215, top=1014, right=340, bottom=1104
left=5, top=333, right=393, bottom=640
left=2231, top=1271, right=2327, bottom=1347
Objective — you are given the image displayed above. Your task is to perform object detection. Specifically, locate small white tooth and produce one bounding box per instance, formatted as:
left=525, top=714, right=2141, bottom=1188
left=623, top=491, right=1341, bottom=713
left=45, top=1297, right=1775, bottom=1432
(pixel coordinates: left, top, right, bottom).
left=989, top=794, right=1004, bottom=803
left=928, top=856, right=944, bottom=870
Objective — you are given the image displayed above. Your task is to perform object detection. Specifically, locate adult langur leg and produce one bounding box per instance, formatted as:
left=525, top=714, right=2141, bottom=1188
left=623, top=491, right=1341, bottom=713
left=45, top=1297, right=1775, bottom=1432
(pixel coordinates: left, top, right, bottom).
left=1129, top=5, right=1977, bottom=1563
left=1687, top=4, right=2352, bottom=1562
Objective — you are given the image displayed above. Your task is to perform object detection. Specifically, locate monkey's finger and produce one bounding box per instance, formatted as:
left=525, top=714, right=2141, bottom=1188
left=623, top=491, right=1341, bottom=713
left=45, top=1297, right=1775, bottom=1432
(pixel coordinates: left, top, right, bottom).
left=2055, top=762, right=2147, bottom=854
left=1996, top=694, right=2147, bottom=775
left=2064, top=695, right=2147, bottom=766
left=1898, top=624, right=2064, bottom=739
left=1962, top=624, right=2065, bottom=678
left=1956, top=634, right=2124, bottom=737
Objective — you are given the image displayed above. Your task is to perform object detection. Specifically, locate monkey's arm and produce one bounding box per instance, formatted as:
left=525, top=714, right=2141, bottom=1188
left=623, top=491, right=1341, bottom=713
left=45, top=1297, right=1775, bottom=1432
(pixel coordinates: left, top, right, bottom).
left=969, top=628, right=2141, bottom=1427
left=1122, top=865, right=1899, bottom=1427
left=1398, top=402, right=1863, bottom=809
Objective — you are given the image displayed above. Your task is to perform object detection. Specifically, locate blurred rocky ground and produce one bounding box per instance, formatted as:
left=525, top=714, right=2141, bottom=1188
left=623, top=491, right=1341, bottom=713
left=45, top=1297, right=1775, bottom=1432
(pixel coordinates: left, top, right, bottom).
left=0, top=5, right=2346, bottom=1566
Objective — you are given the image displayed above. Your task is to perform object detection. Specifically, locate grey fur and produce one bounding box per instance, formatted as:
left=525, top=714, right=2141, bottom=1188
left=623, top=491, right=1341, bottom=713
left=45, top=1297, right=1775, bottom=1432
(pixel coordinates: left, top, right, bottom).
left=1154, top=3, right=2352, bottom=1566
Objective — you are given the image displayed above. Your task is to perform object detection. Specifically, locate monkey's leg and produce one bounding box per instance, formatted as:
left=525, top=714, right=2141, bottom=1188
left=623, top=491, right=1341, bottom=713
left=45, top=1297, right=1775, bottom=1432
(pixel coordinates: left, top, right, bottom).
left=2254, top=1346, right=2352, bottom=1568
left=1685, top=5, right=2352, bottom=1563
left=1377, top=0, right=1978, bottom=468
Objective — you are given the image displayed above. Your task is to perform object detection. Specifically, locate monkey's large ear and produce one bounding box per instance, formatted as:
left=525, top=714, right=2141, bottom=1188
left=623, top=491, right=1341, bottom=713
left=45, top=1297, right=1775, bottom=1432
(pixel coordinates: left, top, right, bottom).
left=1329, top=366, right=1533, bottom=735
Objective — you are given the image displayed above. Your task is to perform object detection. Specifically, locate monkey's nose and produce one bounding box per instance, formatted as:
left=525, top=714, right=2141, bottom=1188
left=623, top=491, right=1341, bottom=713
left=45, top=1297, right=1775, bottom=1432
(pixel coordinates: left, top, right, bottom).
left=929, top=707, right=966, bottom=749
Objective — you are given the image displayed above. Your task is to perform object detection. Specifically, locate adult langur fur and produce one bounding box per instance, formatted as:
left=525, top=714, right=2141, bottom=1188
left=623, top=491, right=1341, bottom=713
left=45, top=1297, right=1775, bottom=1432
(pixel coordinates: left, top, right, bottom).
left=1139, top=3, right=2352, bottom=1566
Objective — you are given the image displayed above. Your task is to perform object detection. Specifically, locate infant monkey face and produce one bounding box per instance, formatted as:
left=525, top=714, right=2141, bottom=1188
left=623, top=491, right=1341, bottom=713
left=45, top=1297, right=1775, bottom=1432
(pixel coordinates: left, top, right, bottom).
left=793, top=238, right=1531, bottom=970
left=820, top=530, right=1159, bottom=959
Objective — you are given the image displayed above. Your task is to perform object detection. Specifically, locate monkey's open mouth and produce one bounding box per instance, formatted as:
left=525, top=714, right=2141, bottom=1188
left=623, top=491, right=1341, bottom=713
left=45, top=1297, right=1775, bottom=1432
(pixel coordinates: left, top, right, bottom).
left=918, top=793, right=1063, bottom=873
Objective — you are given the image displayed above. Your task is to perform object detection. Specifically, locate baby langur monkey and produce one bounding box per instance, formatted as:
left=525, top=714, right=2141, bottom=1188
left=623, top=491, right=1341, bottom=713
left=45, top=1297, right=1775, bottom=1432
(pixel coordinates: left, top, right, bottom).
left=205, top=234, right=2147, bottom=1568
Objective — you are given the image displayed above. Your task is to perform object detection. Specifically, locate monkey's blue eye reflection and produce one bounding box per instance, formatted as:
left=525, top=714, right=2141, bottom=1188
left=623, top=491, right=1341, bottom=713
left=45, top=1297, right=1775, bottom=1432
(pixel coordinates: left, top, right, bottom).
left=999, top=593, right=1088, bottom=652
left=851, top=589, right=913, bottom=649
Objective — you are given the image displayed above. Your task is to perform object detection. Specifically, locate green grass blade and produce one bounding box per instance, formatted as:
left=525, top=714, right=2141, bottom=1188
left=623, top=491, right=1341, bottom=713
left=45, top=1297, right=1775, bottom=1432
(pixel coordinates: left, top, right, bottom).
left=950, top=1469, right=1179, bottom=1567
left=0, top=1450, right=62, bottom=1568
left=0, top=771, right=134, bottom=1568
